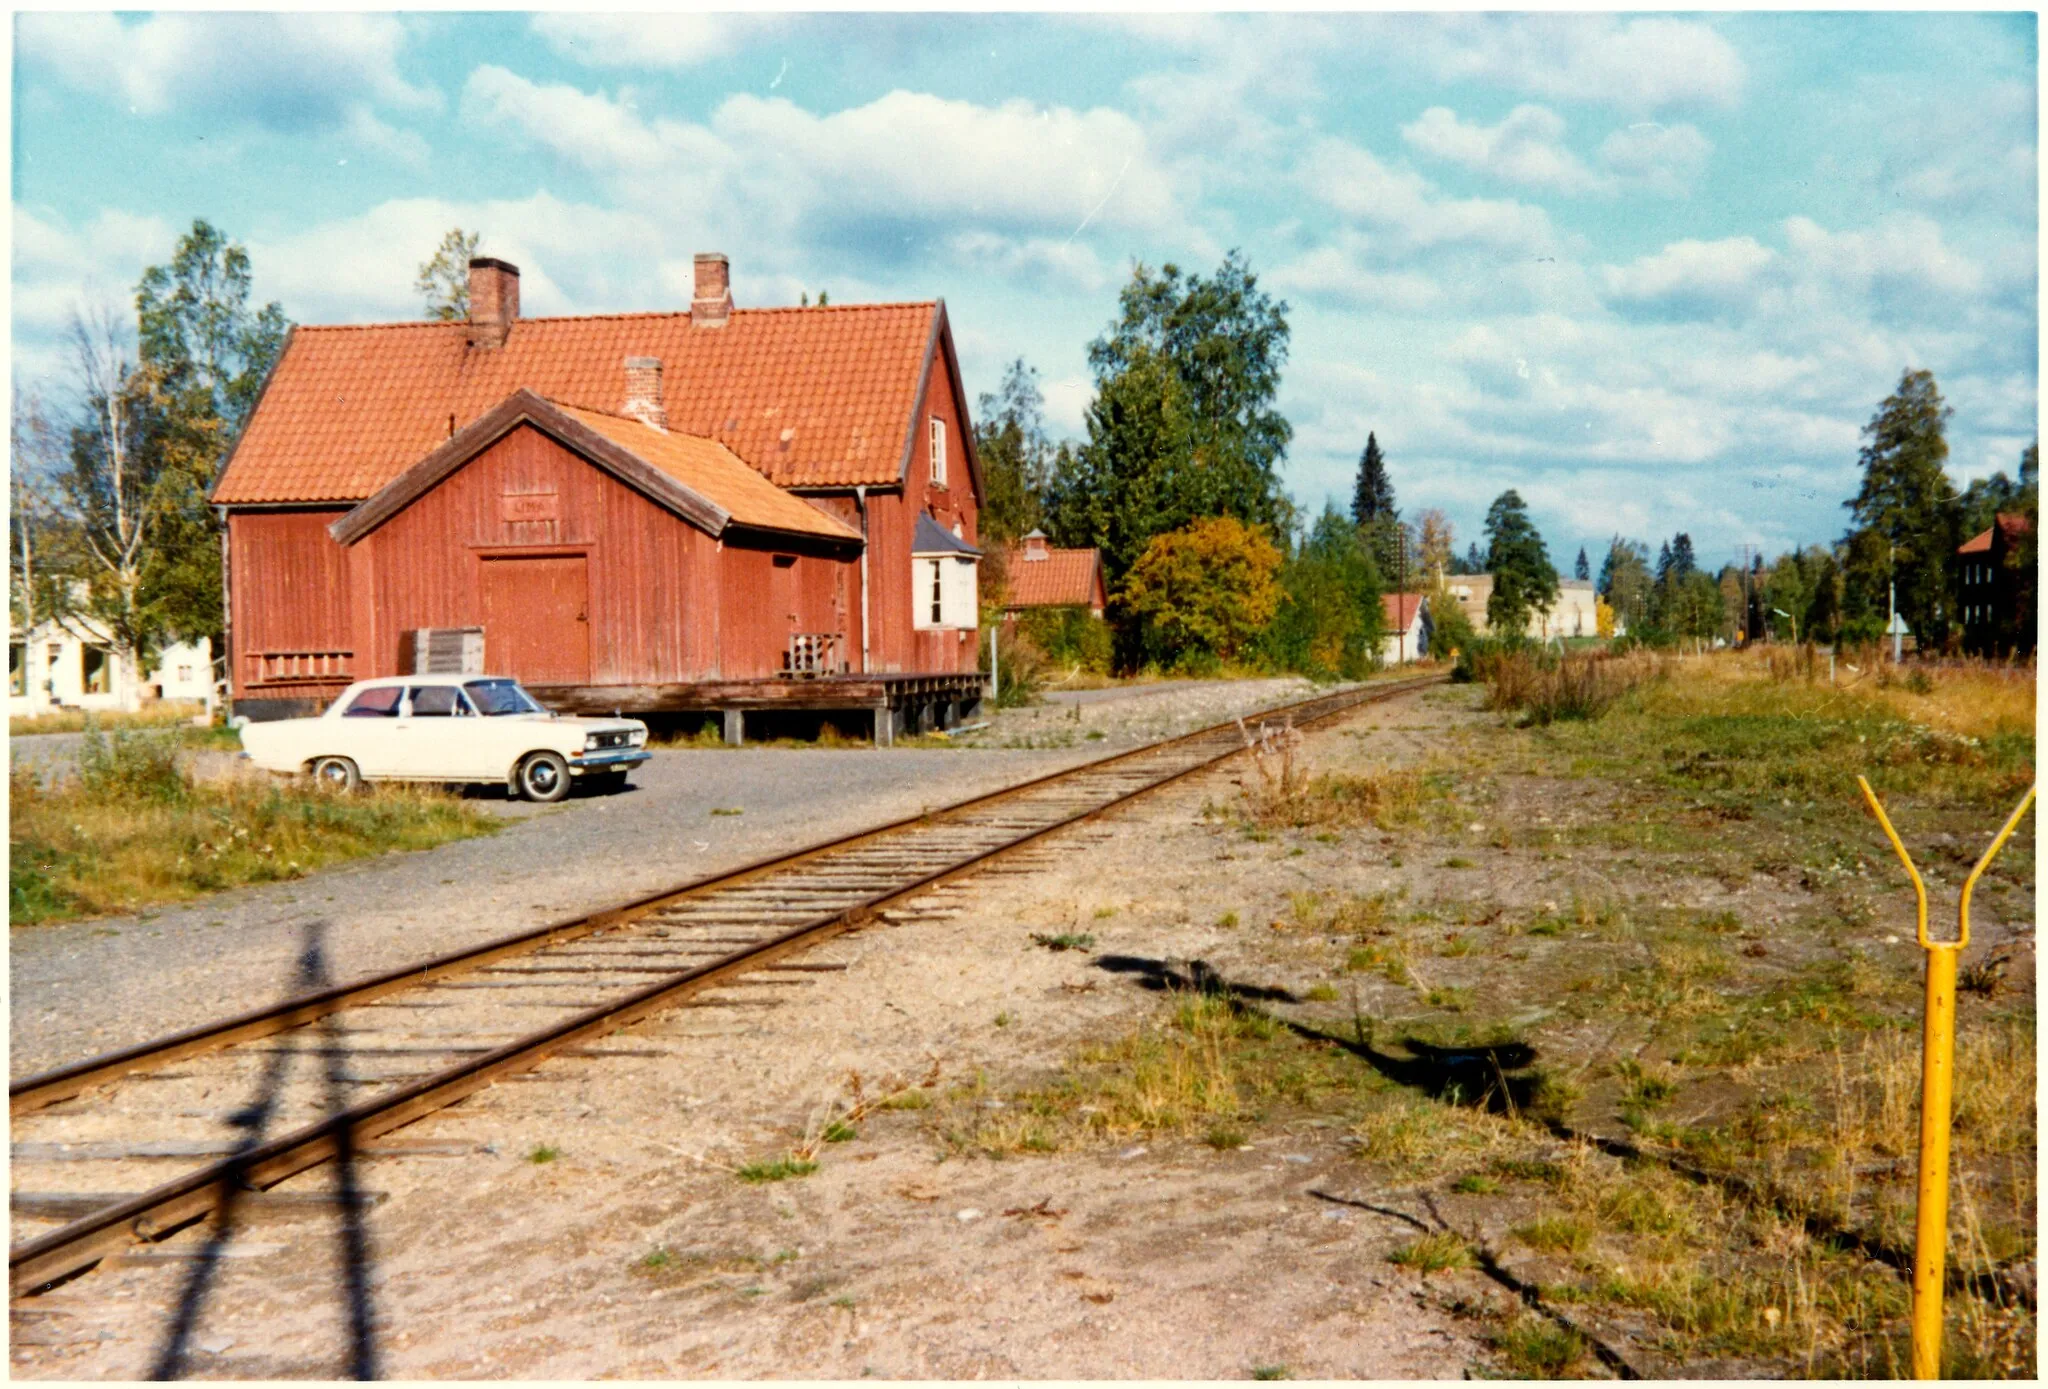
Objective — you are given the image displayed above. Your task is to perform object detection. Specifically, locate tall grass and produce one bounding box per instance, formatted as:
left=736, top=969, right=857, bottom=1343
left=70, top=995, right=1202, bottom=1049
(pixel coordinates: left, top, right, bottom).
left=10, top=701, right=211, bottom=737
left=1472, top=648, right=1663, bottom=725
left=10, top=730, right=500, bottom=923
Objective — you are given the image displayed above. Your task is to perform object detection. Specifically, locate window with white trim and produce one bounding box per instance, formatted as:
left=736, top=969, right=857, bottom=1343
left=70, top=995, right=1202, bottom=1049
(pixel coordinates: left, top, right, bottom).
left=912, top=555, right=980, bottom=631
left=929, top=416, right=947, bottom=487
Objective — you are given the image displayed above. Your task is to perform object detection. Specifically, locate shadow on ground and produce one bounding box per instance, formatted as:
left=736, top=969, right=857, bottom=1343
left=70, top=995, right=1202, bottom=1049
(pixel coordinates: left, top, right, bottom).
left=1094, top=953, right=1541, bottom=1112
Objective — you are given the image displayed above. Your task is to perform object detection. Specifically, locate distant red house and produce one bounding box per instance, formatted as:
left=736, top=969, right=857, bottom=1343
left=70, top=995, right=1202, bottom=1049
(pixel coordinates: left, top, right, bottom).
left=1958, top=513, right=2035, bottom=657
left=214, top=255, right=987, bottom=738
left=1002, top=530, right=1107, bottom=617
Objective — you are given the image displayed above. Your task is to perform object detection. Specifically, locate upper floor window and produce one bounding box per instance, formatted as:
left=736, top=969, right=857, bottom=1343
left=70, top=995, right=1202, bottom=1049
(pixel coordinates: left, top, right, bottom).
left=929, top=416, right=947, bottom=487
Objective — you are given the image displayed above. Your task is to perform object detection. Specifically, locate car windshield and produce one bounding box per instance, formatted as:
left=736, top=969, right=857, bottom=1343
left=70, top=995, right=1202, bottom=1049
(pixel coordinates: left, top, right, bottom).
left=463, top=679, right=545, bottom=716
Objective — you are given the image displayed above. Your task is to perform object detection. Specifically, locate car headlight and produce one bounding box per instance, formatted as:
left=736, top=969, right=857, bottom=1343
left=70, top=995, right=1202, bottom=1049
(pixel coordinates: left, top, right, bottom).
left=584, top=732, right=603, bottom=751
left=631, top=727, right=647, bottom=746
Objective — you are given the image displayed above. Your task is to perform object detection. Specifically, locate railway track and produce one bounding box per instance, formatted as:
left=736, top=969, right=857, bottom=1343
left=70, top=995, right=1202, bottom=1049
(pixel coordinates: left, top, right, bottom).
left=10, top=673, right=1445, bottom=1296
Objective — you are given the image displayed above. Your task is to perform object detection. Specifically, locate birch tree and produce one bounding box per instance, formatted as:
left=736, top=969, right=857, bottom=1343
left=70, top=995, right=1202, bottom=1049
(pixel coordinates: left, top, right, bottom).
left=48, top=307, right=173, bottom=709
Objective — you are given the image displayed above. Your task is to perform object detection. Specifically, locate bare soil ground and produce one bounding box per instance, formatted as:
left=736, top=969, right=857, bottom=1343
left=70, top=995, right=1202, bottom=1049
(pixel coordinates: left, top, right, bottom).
left=11, top=670, right=2034, bottom=1379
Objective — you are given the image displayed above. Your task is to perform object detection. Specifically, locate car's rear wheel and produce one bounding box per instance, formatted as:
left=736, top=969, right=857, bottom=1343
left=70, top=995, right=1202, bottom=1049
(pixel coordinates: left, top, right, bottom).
left=517, top=751, right=571, bottom=803
left=310, top=755, right=361, bottom=792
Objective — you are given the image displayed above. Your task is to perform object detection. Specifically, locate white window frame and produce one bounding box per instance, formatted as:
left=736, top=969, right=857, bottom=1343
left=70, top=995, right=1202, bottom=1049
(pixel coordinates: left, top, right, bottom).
left=912, top=554, right=980, bottom=631
left=929, top=416, right=947, bottom=487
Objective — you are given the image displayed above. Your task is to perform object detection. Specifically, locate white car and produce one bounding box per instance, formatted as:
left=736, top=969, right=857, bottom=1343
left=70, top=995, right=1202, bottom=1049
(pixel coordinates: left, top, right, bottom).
left=238, top=674, right=650, bottom=802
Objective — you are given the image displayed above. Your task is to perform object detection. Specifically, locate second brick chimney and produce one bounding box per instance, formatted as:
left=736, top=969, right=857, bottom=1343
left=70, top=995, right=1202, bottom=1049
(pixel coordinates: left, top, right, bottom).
left=467, top=257, right=521, bottom=349
left=623, top=356, right=667, bottom=431
left=691, top=252, right=732, bottom=328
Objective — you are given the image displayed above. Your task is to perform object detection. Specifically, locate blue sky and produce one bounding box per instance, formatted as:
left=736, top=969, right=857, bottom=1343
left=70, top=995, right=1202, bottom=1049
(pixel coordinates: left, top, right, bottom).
left=12, top=11, right=2038, bottom=571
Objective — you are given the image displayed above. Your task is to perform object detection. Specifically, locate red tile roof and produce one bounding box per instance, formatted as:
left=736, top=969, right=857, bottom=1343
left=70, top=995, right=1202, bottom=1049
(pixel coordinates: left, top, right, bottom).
left=214, top=303, right=944, bottom=504
left=553, top=404, right=861, bottom=542
left=1003, top=546, right=1104, bottom=608
left=1958, top=513, right=2034, bottom=553
left=1382, top=592, right=1425, bottom=630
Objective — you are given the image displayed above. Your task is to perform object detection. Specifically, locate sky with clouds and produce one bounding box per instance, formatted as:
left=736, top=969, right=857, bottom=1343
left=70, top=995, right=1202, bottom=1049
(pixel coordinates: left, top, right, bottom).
left=12, top=11, right=2038, bottom=570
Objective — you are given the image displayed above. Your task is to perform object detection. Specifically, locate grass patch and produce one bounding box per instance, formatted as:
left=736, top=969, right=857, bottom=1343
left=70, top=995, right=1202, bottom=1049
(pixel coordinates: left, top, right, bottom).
left=735, top=1155, right=820, bottom=1183
left=1243, top=766, right=1439, bottom=832
left=1031, top=932, right=1096, bottom=952
left=1512, top=1214, right=1593, bottom=1253
left=1491, top=1314, right=1587, bottom=1377
left=1387, top=1230, right=1474, bottom=1272
left=9, top=735, right=500, bottom=925
left=527, top=1143, right=560, bottom=1164
left=10, top=702, right=211, bottom=737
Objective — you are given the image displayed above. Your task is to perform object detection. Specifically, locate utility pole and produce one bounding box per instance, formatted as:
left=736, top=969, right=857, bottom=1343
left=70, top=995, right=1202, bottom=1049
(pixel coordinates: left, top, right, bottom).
left=1889, top=538, right=1901, bottom=664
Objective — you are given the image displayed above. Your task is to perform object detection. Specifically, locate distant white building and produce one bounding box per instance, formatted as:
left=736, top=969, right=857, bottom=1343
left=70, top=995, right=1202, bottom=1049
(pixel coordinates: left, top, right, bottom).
left=1444, top=574, right=1606, bottom=640
left=8, top=617, right=214, bottom=718
left=1534, top=580, right=1602, bottom=640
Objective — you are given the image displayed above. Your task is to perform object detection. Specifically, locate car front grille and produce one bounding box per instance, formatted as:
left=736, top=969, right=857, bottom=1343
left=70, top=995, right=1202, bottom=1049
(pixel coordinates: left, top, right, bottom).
left=591, top=731, right=631, bottom=749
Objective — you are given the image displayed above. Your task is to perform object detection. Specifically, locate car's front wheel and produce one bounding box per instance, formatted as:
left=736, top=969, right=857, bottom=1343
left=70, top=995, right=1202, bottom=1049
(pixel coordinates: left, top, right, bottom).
left=309, top=755, right=361, bottom=792
left=516, top=751, right=571, bottom=803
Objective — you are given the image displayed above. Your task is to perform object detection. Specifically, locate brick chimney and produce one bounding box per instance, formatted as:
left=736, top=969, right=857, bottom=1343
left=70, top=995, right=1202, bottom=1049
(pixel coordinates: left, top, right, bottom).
left=691, top=252, right=732, bottom=328
left=1022, top=528, right=1050, bottom=560
left=623, top=356, right=667, bottom=431
left=467, top=257, right=520, bottom=349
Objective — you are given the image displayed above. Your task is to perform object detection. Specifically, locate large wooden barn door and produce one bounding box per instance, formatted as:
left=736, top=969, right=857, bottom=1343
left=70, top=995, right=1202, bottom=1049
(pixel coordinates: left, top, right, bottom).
left=482, top=555, right=590, bottom=685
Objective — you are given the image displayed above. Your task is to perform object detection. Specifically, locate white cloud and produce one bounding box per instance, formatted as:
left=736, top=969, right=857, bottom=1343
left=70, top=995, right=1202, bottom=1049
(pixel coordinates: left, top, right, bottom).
left=1396, top=15, right=1746, bottom=113
left=339, top=108, right=431, bottom=172
left=1603, top=237, right=1776, bottom=312
left=1401, top=106, right=1712, bottom=199
left=1402, top=105, right=1604, bottom=195
left=1300, top=137, right=1553, bottom=252
left=243, top=194, right=673, bottom=323
left=1269, top=236, right=1443, bottom=313
left=944, top=232, right=1110, bottom=294
left=18, top=12, right=435, bottom=126
left=458, top=70, right=1181, bottom=256
left=1597, top=122, right=1712, bottom=198
left=530, top=13, right=787, bottom=69
left=459, top=66, right=679, bottom=174
left=1783, top=214, right=1984, bottom=299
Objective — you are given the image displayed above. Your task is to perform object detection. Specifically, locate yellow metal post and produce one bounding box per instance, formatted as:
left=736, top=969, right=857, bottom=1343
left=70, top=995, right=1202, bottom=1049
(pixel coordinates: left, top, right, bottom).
left=1858, top=777, right=2035, bottom=1380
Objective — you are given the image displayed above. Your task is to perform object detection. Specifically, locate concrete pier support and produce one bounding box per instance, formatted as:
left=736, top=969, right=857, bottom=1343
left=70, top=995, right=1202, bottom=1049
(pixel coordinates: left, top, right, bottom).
left=722, top=708, right=745, bottom=746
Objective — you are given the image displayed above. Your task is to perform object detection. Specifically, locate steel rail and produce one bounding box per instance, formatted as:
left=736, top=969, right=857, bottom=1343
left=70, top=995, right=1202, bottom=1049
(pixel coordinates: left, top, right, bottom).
left=10, top=672, right=1444, bottom=1295
left=11, top=674, right=1432, bottom=1115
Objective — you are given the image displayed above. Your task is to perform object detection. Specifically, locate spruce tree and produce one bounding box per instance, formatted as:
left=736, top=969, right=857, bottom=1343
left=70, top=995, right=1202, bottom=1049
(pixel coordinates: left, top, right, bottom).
left=1350, top=432, right=1395, bottom=525
left=1842, top=368, right=1957, bottom=645
left=1574, top=546, right=1590, bottom=582
left=1482, top=489, right=1559, bottom=635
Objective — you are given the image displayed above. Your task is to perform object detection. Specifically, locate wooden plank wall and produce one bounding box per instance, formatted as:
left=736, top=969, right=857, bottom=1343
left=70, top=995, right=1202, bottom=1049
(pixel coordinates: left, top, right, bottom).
left=858, top=345, right=981, bottom=675
left=227, top=508, right=354, bottom=699
left=230, top=426, right=862, bottom=694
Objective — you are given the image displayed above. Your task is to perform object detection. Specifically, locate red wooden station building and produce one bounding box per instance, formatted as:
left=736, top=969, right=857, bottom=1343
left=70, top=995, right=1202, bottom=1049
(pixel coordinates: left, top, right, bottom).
left=212, top=254, right=988, bottom=742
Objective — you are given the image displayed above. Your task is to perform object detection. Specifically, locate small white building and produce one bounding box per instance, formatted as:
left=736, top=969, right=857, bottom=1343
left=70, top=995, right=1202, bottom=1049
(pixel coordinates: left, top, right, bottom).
left=8, top=617, right=214, bottom=718
left=1534, top=580, right=1601, bottom=640
left=1380, top=592, right=1432, bottom=665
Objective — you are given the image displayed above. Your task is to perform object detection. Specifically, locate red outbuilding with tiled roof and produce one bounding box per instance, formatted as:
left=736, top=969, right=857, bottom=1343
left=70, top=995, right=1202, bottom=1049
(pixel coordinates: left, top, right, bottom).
left=1002, top=531, right=1107, bottom=616
left=220, top=254, right=988, bottom=733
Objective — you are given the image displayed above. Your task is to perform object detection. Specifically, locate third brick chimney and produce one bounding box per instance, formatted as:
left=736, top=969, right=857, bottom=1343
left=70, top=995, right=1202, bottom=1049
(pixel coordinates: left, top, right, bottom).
left=691, top=252, right=732, bottom=328
left=623, top=356, right=667, bottom=431
left=467, top=257, right=521, bottom=349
